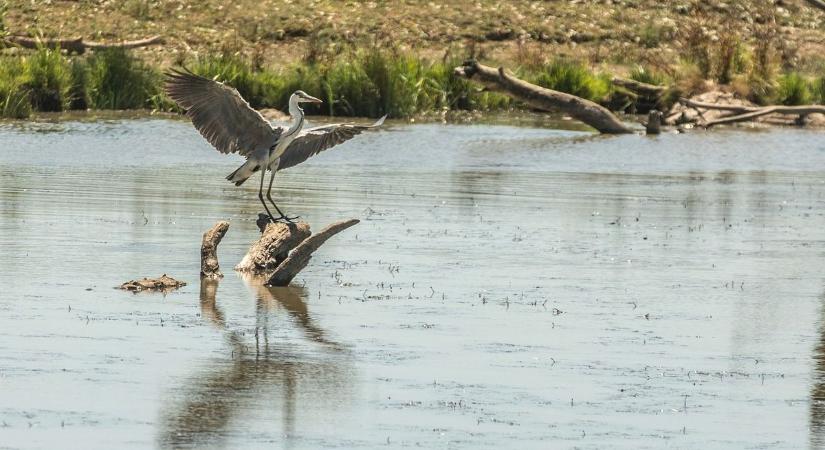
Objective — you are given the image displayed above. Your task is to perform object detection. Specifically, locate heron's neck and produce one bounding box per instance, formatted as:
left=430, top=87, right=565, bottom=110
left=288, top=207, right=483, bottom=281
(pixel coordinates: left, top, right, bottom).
left=286, top=97, right=304, bottom=136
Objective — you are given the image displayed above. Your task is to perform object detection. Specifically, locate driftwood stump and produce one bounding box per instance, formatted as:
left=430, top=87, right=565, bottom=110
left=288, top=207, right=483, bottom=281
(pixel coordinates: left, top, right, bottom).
left=235, top=222, right=312, bottom=273
left=235, top=219, right=359, bottom=286
left=645, top=110, right=663, bottom=135
left=454, top=60, right=633, bottom=134
left=201, top=221, right=229, bottom=279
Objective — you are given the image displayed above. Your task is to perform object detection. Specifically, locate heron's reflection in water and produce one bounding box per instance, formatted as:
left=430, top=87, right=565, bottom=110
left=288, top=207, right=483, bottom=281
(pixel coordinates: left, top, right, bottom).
left=159, top=276, right=354, bottom=449
left=811, top=290, right=825, bottom=448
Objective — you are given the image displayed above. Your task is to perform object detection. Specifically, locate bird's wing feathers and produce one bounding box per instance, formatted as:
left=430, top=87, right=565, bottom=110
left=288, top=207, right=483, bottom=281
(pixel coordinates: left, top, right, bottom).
left=277, top=115, right=386, bottom=171
left=164, top=68, right=280, bottom=157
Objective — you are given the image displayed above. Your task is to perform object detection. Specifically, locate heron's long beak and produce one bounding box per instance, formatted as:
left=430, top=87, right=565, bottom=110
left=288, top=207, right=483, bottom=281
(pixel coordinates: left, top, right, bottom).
left=307, top=95, right=323, bottom=104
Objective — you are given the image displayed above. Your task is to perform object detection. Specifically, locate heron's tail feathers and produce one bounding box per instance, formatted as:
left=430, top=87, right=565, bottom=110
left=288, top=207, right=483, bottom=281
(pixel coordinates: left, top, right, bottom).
left=226, top=160, right=261, bottom=187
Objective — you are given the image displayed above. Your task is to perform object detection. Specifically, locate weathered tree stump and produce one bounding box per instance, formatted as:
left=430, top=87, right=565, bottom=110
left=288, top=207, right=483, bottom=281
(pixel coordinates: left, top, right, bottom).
left=233, top=219, right=359, bottom=286
left=645, top=110, right=663, bottom=135
left=201, top=221, right=229, bottom=279
left=235, top=222, right=312, bottom=273
left=454, top=60, right=634, bottom=134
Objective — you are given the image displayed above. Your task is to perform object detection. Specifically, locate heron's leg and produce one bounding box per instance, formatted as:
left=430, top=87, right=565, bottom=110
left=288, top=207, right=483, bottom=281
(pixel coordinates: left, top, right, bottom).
left=266, top=169, right=300, bottom=222
left=258, top=167, right=277, bottom=222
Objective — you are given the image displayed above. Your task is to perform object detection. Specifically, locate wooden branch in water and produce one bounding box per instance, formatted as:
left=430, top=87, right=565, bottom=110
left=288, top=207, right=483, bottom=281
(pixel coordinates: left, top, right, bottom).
left=201, top=221, right=229, bottom=279
left=4, top=35, right=164, bottom=54
left=235, top=222, right=312, bottom=274
left=453, top=60, right=634, bottom=134
left=645, top=110, right=663, bottom=135
left=679, top=98, right=825, bottom=128
left=120, top=274, right=186, bottom=292
left=267, top=219, right=360, bottom=287
left=679, top=98, right=753, bottom=114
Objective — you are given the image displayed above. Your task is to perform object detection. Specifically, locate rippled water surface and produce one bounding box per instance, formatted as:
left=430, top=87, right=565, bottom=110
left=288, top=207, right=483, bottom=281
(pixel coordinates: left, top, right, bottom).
left=1, top=117, right=824, bottom=449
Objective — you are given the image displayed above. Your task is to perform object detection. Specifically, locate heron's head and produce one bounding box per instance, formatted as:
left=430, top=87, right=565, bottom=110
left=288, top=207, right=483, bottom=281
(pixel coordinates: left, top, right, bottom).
left=294, top=90, right=323, bottom=104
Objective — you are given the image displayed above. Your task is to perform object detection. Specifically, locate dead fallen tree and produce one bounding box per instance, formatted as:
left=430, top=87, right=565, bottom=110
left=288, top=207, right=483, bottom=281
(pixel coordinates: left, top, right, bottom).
left=611, top=77, right=668, bottom=114
left=236, top=219, right=359, bottom=287
left=121, top=218, right=355, bottom=295
left=454, top=60, right=634, bottom=134
left=4, top=35, right=163, bottom=54
left=612, top=77, right=667, bottom=98
left=679, top=97, right=825, bottom=128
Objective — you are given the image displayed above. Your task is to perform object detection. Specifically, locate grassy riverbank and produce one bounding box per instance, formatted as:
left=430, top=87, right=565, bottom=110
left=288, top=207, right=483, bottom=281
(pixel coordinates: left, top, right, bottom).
left=2, top=45, right=823, bottom=120
left=1, top=1, right=824, bottom=119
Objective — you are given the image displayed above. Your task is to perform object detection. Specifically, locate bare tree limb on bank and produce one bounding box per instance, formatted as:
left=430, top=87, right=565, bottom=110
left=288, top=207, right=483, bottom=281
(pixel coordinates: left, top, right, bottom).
left=4, top=35, right=164, bottom=54
left=612, top=77, right=667, bottom=97
left=679, top=98, right=825, bottom=128
left=453, top=60, right=634, bottom=134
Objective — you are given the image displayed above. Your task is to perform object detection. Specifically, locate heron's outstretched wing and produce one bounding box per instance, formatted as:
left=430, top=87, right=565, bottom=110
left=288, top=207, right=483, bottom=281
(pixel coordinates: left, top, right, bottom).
left=277, top=116, right=386, bottom=171
left=164, top=68, right=280, bottom=156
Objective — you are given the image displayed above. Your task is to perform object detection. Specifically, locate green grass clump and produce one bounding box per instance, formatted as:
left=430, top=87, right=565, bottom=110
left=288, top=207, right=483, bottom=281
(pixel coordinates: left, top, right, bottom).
left=776, top=73, right=811, bottom=106
left=0, top=57, right=31, bottom=118
left=532, top=59, right=611, bottom=102
left=191, top=54, right=284, bottom=109
left=86, top=48, right=160, bottom=109
left=268, top=49, right=512, bottom=118
left=639, top=21, right=667, bottom=49
left=322, top=57, right=381, bottom=116
left=629, top=66, right=668, bottom=86
left=68, top=58, right=89, bottom=110
left=810, top=77, right=825, bottom=104
left=24, top=47, right=73, bottom=112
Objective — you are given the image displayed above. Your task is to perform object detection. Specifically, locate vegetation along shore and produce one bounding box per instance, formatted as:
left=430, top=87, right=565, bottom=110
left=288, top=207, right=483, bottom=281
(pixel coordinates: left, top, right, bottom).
left=1, top=0, right=824, bottom=122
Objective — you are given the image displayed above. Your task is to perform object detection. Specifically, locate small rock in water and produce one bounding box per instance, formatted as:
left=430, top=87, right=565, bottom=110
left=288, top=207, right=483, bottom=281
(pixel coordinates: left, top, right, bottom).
left=119, top=274, right=186, bottom=292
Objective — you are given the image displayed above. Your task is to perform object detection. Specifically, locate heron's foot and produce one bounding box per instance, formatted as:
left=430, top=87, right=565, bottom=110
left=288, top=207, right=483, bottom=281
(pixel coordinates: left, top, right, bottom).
left=274, top=214, right=300, bottom=223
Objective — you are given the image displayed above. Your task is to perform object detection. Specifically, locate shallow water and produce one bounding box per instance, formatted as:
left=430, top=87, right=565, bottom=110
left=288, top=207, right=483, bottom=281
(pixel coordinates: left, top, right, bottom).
left=0, top=117, right=824, bottom=449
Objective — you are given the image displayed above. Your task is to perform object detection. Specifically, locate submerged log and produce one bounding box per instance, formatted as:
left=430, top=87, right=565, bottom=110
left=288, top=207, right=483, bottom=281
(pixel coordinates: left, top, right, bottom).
left=4, top=35, right=163, bottom=54
left=201, top=221, right=229, bottom=279
left=267, top=219, right=360, bottom=287
left=119, top=274, right=186, bottom=292
left=453, top=60, right=634, bottom=134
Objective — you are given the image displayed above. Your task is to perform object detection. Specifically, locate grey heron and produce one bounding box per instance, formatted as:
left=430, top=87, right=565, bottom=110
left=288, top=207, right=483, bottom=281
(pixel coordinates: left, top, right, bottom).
left=164, top=68, right=386, bottom=222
